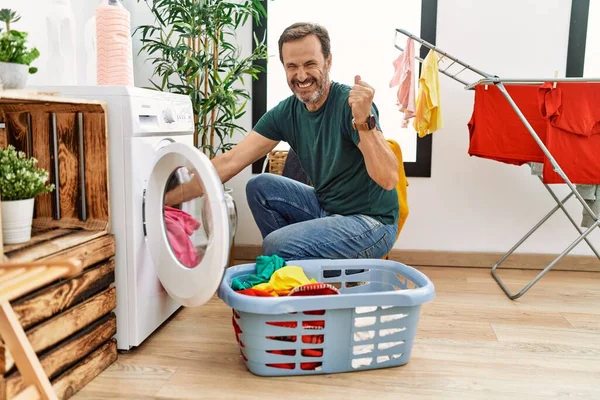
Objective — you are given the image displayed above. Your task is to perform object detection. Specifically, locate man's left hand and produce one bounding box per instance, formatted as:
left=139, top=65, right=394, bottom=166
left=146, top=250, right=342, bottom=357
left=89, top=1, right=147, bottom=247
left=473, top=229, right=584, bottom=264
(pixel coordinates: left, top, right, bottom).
left=348, top=75, right=375, bottom=125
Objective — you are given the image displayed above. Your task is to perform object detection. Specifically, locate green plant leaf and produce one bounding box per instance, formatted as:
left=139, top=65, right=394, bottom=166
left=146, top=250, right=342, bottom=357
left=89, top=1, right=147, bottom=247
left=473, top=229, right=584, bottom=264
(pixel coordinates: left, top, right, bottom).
left=135, top=0, right=269, bottom=158
left=0, top=28, right=40, bottom=67
left=0, top=145, right=54, bottom=201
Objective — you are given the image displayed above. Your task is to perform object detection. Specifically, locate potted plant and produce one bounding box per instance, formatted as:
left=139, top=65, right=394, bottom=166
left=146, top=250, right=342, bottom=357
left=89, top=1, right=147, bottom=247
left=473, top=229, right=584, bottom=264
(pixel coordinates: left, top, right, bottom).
left=134, top=0, right=269, bottom=246
left=134, top=0, right=268, bottom=158
left=0, top=145, right=54, bottom=244
left=0, top=9, right=40, bottom=90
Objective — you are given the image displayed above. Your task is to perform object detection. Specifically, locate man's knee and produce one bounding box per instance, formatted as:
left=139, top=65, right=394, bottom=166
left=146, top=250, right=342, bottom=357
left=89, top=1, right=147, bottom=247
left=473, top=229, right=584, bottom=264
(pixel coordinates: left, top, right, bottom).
left=262, top=230, right=284, bottom=258
left=262, top=229, right=297, bottom=260
left=246, top=173, right=280, bottom=201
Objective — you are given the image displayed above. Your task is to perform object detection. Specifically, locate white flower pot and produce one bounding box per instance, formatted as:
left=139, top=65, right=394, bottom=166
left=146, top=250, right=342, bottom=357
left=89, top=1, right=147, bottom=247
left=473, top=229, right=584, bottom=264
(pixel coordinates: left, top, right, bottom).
left=1, top=198, right=35, bottom=244
left=0, top=61, right=29, bottom=90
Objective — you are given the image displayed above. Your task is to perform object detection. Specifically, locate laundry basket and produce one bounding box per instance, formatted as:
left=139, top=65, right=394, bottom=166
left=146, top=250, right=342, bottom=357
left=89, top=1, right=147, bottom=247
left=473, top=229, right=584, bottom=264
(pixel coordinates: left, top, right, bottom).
left=218, top=258, right=435, bottom=376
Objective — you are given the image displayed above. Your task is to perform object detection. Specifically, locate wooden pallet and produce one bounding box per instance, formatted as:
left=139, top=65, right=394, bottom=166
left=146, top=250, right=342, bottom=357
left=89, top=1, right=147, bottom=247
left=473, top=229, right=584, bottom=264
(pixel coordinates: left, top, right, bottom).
left=1, top=92, right=116, bottom=399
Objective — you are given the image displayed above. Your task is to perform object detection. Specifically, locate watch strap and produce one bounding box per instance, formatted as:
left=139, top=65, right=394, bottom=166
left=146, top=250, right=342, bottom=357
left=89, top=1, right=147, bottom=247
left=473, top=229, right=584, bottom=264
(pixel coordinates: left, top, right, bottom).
left=352, top=115, right=376, bottom=131
left=352, top=119, right=370, bottom=131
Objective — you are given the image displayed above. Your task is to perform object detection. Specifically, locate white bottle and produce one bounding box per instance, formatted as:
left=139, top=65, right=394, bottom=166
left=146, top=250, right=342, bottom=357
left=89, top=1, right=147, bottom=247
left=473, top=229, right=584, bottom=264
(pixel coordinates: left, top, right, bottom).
left=96, top=0, right=134, bottom=86
left=83, top=3, right=102, bottom=86
left=45, top=0, right=77, bottom=85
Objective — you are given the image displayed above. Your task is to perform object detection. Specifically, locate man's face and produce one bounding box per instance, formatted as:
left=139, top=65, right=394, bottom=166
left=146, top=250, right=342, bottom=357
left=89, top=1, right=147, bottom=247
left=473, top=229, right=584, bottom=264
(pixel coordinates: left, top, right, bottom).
left=281, top=34, right=331, bottom=106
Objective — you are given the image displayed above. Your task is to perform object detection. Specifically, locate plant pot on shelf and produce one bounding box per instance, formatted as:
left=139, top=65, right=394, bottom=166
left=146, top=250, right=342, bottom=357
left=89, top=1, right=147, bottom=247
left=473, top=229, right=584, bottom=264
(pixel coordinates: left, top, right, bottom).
left=0, top=61, right=29, bottom=90
left=1, top=197, right=34, bottom=244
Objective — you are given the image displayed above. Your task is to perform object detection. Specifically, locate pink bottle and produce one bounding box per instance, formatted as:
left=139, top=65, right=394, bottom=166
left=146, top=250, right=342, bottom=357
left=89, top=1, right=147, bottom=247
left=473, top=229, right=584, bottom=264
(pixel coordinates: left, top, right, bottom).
left=95, top=0, right=134, bottom=86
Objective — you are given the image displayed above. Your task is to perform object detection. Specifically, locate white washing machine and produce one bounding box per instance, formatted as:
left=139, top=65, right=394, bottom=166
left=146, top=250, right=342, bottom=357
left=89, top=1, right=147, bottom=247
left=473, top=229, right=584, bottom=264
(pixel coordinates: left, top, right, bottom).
left=33, top=86, right=233, bottom=351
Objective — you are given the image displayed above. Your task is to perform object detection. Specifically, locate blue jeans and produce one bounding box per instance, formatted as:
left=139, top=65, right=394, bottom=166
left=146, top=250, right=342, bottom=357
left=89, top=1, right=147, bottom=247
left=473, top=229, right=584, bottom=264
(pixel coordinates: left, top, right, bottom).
left=246, top=174, right=397, bottom=263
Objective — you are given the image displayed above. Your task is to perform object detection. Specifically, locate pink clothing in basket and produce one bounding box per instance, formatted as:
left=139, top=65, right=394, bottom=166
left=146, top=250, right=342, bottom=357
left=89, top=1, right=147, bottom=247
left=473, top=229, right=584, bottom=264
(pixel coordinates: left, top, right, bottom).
left=164, top=206, right=201, bottom=267
left=389, top=37, right=416, bottom=128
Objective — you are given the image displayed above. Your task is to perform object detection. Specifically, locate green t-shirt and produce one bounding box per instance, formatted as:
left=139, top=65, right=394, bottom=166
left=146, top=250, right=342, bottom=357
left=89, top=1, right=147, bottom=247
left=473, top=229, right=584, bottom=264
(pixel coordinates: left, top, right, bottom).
left=253, top=81, right=398, bottom=226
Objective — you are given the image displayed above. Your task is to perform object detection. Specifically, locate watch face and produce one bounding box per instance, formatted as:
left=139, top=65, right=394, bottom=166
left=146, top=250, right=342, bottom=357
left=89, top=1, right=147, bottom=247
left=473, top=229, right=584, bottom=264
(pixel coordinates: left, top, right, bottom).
left=368, top=115, right=376, bottom=129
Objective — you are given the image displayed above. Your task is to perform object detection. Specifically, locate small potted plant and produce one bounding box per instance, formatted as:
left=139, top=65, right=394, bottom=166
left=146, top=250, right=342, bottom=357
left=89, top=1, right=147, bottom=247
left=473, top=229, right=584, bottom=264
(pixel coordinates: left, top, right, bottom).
left=0, top=145, right=54, bottom=244
left=0, top=9, right=40, bottom=90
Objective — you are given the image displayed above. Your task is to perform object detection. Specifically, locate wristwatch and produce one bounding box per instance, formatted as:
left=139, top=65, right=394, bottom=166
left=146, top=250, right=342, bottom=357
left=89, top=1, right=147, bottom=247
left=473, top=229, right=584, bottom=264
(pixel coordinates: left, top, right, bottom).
left=352, top=114, right=376, bottom=131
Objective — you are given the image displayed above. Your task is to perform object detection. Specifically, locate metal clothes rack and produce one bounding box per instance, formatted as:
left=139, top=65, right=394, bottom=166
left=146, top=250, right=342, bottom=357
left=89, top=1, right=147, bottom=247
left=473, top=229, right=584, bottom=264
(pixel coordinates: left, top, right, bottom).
left=394, top=28, right=600, bottom=300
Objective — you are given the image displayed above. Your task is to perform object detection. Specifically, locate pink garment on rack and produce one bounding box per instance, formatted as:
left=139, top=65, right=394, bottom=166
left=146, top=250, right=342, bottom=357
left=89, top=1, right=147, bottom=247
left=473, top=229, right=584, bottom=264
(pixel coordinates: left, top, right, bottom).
left=389, top=37, right=416, bottom=128
left=164, top=206, right=201, bottom=268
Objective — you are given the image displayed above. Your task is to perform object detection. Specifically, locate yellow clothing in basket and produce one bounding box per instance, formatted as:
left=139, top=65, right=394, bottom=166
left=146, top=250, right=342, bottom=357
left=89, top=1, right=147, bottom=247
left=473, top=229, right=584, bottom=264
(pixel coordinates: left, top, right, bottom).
left=252, top=266, right=316, bottom=296
left=413, top=49, right=443, bottom=137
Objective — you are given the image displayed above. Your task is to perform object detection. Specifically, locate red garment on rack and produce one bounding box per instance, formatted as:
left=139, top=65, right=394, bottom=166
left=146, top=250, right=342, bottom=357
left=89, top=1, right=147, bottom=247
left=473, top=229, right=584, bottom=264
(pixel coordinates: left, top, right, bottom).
left=467, top=84, right=547, bottom=165
left=537, top=82, right=600, bottom=184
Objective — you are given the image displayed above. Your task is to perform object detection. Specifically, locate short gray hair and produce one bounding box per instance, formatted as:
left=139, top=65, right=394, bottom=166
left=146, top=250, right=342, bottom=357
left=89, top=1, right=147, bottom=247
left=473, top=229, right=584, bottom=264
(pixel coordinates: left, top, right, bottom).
left=278, top=22, right=331, bottom=63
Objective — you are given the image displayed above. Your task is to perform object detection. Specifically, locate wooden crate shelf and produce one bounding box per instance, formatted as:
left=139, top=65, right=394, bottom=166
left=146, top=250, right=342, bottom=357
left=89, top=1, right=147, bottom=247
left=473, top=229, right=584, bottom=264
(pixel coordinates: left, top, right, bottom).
left=1, top=92, right=116, bottom=399
left=0, top=91, right=110, bottom=232
left=3, top=227, right=115, bottom=267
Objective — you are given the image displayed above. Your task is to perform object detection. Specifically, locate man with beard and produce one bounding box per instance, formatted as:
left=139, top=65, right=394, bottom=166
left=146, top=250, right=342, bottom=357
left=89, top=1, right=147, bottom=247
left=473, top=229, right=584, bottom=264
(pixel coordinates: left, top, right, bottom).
left=166, top=22, right=399, bottom=261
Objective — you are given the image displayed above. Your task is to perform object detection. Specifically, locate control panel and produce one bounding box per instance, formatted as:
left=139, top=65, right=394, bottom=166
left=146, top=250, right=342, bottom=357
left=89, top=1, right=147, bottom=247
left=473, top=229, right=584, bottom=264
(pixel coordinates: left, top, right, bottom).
left=131, top=91, right=194, bottom=136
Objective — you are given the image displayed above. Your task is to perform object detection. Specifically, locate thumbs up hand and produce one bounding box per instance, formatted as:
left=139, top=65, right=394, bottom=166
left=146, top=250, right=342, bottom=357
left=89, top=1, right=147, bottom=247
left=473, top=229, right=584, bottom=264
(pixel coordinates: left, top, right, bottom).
left=348, top=75, right=375, bottom=124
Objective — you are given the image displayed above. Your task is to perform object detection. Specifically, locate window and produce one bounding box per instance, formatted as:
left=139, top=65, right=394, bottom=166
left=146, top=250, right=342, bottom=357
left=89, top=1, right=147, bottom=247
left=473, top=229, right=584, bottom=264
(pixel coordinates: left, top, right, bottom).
left=251, top=0, right=438, bottom=176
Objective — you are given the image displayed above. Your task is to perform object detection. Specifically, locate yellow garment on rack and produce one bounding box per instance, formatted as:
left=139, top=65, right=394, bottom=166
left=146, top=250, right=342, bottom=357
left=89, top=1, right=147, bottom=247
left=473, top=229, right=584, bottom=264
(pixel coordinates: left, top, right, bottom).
left=387, top=139, right=409, bottom=239
left=413, top=49, right=443, bottom=137
left=252, top=266, right=316, bottom=296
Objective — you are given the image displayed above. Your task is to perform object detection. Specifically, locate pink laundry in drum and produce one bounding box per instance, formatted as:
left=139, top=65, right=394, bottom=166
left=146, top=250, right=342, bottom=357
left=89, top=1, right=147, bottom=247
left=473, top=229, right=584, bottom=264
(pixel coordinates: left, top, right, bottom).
left=164, top=206, right=201, bottom=268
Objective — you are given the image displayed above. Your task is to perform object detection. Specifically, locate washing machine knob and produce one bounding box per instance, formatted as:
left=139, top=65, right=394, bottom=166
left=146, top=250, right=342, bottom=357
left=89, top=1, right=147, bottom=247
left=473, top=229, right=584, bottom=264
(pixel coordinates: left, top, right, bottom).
left=162, top=108, right=176, bottom=123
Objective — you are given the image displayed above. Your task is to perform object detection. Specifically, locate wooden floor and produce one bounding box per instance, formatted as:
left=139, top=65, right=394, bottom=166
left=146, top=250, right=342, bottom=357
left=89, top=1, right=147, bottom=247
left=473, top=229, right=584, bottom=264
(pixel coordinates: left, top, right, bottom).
left=72, top=265, right=600, bottom=400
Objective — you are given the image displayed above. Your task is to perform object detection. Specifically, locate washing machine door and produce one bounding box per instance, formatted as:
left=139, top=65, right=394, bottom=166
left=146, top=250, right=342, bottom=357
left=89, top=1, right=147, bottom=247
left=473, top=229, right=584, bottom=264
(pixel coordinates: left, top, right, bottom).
left=145, top=141, right=230, bottom=307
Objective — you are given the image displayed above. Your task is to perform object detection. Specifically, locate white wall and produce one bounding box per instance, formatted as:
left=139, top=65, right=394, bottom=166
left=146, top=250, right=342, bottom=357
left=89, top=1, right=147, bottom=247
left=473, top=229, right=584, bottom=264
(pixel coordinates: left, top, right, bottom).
left=264, top=0, right=422, bottom=162
left=1, top=0, right=100, bottom=86
left=10, top=0, right=599, bottom=256
left=584, top=0, right=600, bottom=77
left=131, top=0, right=600, bottom=256
left=402, top=0, right=599, bottom=256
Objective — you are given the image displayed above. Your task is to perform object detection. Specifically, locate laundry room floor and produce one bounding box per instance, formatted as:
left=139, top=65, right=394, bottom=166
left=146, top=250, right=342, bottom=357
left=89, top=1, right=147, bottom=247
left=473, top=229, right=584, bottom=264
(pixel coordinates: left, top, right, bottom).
left=72, top=265, right=600, bottom=400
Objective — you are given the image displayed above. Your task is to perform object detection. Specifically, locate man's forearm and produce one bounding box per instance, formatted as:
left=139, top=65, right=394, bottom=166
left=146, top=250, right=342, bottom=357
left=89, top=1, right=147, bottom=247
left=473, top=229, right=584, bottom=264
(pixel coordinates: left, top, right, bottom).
left=358, top=129, right=399, bottom=190
left=212, top=151, right=236, bottom=184
left=164, top=151, right=239, bottom=206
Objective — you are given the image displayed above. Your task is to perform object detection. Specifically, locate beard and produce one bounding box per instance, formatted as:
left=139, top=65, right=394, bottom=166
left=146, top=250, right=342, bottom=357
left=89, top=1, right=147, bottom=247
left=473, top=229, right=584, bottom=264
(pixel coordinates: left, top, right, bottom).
left=289, top=70, right=329, bottom=105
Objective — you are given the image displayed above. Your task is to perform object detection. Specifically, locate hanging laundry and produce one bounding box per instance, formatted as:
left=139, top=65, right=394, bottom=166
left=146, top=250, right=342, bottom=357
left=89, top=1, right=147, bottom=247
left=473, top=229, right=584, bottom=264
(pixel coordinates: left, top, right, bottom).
left=164, top=206, right=200, bottom=267
left=389, top=37, right=416, bottom=128
left=230, top=254, right=286, bottom=291
left=576, top=184, right=600, bottom=228
left=529, top=162, right=544, bottom=176
left=538, top=82, right=600, bottom=137
left=537, top=82, right=600, bottom=184
left=387, top=140, right=409, bottom=237
left=252, top=266, right=317, bottom=296
left=413, top=49, right=443, bottom=137
left=468, top=84, right=547, bottom=166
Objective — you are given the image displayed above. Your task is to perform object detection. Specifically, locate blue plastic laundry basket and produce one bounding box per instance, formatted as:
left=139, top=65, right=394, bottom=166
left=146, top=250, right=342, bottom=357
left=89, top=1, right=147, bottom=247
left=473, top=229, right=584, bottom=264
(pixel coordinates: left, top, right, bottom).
left=218, top=258, right=435, bottom=376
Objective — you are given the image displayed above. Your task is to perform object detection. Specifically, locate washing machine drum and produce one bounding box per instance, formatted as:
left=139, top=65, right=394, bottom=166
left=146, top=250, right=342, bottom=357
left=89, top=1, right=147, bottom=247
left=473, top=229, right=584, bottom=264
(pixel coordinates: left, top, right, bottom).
left=144, top=142, right=234, bottom=307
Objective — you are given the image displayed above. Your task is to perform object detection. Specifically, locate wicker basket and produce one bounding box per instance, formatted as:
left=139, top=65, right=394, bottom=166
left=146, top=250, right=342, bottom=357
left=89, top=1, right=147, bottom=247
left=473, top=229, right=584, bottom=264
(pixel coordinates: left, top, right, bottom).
left=268, top=150, right=288, bottom=175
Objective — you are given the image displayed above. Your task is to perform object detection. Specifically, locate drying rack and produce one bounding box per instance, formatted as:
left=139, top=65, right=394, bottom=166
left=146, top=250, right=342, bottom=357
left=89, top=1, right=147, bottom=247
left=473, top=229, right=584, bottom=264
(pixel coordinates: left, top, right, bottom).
left=394, top=28, right=600, bottom=300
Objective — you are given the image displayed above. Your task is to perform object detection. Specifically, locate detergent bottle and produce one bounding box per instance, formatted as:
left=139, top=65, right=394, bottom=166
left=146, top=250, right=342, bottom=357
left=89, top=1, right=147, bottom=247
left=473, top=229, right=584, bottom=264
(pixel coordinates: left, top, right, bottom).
left=45, top=0, right=77, bottom=85
left=95, top=0, right=134, bottom=86
left=83, top=1, right=103, bottom=85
